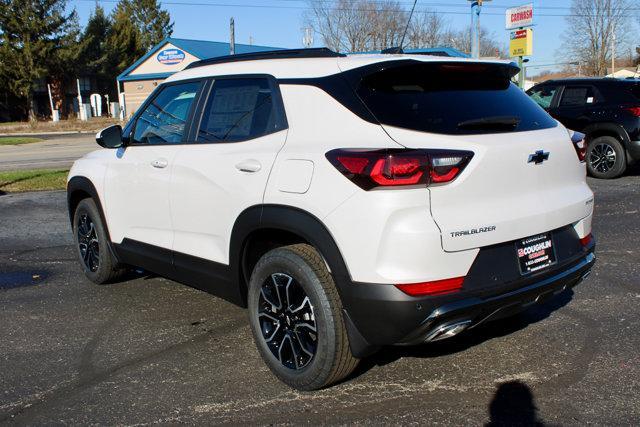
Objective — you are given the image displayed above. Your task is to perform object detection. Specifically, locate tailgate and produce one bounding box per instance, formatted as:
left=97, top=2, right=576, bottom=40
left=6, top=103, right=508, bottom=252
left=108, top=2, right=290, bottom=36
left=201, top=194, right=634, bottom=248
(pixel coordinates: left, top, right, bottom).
left=386, top=126, right=594, bottom=252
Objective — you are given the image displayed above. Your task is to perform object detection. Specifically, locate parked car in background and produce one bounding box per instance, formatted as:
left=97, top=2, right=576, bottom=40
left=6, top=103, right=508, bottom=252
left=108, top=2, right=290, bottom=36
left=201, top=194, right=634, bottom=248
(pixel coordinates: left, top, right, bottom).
left=527, top=78, right=640, bottom=179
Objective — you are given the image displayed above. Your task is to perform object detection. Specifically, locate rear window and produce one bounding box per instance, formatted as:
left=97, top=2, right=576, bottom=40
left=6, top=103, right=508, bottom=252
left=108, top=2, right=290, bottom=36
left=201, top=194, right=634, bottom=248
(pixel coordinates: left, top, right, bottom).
left=559, top=86, right=598, bottom=107
left=354, top=61, right=557, bottom=135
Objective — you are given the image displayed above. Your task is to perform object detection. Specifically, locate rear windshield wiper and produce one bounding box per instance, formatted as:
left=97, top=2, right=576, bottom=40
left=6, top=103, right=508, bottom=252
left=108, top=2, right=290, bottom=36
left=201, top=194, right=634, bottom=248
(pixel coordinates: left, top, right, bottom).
left=457, top=116, right=520, bottom=131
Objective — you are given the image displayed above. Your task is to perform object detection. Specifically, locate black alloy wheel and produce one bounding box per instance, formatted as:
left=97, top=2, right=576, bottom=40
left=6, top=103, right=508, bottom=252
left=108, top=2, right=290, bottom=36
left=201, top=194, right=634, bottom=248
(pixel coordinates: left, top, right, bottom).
left=589, top=142, right=617, bottom=174
left=247, top=244, right=359, bottom=390
left=73, top=198, right=125, bottom=284
left=77, top=213, right=100, bottom=272
left=586, top=136, right=626, bottom=179
left=258, top=272, right=317, bottom=370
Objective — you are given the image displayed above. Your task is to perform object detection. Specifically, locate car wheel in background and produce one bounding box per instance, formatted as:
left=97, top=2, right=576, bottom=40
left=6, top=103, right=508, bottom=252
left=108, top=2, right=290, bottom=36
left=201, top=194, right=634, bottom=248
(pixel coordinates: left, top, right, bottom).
left=586, top=136, right=627, bottom=179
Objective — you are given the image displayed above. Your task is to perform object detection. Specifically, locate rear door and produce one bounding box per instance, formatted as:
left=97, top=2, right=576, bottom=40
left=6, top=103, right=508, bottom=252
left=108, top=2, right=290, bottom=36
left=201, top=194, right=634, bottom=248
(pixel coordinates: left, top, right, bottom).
left=169, top=76, right=288, bottom=265
left=351, top=60, right=593, bottom=251
left=551, top=85, right=600, bottom=132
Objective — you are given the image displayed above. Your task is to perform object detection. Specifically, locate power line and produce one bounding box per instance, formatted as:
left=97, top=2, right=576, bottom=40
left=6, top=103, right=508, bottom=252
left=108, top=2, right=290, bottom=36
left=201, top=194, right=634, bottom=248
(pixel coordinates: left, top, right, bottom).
left=73, top=0, right=640, bottom=17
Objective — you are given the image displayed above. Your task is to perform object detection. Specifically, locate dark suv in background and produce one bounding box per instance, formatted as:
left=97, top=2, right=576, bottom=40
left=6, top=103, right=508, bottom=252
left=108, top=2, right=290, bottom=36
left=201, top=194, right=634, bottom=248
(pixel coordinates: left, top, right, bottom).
left=527, top=78, right=640, bottom=179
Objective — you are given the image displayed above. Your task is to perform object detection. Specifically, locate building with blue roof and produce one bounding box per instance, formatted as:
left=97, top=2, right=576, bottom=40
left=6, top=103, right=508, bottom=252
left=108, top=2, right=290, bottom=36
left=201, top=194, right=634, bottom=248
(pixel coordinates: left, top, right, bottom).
left=117, top=37, right=282, bottom=116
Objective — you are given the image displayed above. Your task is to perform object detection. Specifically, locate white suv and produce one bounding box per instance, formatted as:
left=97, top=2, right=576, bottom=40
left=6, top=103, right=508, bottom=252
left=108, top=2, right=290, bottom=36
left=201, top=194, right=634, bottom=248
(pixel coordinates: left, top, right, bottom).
left=67, top=48, right=596, bottom=390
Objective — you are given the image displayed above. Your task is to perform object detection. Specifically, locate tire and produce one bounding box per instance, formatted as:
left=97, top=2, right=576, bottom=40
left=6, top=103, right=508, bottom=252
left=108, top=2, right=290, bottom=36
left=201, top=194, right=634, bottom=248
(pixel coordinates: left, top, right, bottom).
left=73, top=198, right=125, bottom=284
left=247, top=244, right=359, bottom=390
left=586, top=136, right=627, bottom=179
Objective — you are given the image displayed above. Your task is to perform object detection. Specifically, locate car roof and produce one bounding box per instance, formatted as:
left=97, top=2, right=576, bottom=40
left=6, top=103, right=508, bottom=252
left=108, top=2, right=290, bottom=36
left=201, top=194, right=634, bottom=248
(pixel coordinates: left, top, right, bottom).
left=165, top=52, right=514, bottom=83
left=537, top=77, right=640, bottom=86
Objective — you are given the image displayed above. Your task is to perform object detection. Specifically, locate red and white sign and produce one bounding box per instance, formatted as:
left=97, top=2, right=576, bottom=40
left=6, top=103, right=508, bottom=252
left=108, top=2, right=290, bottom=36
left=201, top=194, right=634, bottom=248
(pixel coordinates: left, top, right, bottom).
left=506, top=3, right=533, bottom=30
left=510, top=30, right=527, bottom=40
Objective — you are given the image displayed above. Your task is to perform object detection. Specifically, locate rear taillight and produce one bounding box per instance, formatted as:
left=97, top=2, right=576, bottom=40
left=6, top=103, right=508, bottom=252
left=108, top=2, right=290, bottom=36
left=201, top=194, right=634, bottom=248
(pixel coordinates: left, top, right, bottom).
left=570, top=131, right=587, bottom=162
left=326, top=149, right=473, bottom=190
left=622, top=106, right=640, bottom=117
left=395, top=277, right=464, bottom=297
left=580, top=233, right=592, bottom=247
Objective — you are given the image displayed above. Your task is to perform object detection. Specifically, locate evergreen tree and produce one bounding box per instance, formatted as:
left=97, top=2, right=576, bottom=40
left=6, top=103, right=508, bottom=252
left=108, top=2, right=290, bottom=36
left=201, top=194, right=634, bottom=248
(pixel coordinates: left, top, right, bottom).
left=104, top=2, right=145, bottom=88
left=101, top=0, right=173, bottom=97
left=0, top=0, right=78, bottom=120
left=122, top=0, right=173, bottom=51
left=79, top=5, right=112, bottom=95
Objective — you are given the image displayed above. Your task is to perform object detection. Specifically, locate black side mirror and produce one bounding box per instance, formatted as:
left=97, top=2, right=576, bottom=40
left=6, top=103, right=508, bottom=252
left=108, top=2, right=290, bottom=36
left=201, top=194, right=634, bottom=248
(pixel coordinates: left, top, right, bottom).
left=96, top=125, right=123, bottom=149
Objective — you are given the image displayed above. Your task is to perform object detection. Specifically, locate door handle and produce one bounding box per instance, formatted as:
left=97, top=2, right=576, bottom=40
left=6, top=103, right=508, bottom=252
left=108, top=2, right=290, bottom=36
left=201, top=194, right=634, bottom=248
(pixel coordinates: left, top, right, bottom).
left=235, top=159, right=262, bottom=173
left=151, top=158, right=168, bottom=169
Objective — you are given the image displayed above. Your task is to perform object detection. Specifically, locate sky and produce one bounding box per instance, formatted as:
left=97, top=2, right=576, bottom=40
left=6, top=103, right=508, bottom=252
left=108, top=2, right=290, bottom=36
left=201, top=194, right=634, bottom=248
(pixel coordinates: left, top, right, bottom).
left=68, top=0, right=626, bottom=75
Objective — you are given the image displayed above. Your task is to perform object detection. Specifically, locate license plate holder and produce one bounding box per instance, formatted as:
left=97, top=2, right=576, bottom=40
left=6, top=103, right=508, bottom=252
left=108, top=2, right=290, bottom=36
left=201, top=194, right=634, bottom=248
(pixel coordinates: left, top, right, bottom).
left=516, top=232, right=557, bottom=275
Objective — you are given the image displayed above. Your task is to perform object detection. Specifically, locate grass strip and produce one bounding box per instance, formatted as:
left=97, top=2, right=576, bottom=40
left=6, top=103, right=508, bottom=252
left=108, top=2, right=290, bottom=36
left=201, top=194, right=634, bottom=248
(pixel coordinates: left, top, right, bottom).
left=0, top=169, right=68, bottom=193
left=0, top=136, right=43, bottom=145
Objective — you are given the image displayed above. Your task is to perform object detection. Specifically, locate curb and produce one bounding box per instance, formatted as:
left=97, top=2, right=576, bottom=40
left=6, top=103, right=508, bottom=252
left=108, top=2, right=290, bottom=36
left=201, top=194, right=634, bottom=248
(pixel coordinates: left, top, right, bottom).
left=0, top=131, right=97, bottom=137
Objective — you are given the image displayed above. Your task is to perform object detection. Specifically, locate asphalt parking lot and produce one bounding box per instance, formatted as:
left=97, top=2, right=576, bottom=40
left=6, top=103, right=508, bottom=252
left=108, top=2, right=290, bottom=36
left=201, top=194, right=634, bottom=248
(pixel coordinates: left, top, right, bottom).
left=1, top=174, right=639, bottom=425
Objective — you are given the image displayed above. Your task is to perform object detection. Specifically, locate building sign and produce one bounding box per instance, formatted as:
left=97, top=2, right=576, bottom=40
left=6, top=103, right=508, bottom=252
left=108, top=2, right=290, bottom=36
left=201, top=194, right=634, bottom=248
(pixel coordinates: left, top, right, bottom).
left=506, top=3, right=533, bottom=30
left=510, top=28, right=533, bottom=57
left=156, top=48, right=186, bottom=65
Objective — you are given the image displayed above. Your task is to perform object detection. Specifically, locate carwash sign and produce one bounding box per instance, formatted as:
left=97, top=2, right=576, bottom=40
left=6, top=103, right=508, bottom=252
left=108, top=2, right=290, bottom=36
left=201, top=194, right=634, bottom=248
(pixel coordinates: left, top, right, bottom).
left=505, top=3, right=533, bottom=30
left=157, top=48, right=186, bottom=65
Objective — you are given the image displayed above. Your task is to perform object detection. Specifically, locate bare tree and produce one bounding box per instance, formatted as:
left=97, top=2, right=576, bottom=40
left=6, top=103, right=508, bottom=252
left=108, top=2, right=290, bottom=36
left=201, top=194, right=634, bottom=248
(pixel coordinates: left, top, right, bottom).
left=306, top=0, right=408, bottom=52
left=406, top=11, right=448, bottom=48
left=445, top=26, right=505, bottom=58
left=560, top=0, right=631, bottom=76
left=305, top=0, right=502, bottom=56
left=307, top=0, right=450, bottom=52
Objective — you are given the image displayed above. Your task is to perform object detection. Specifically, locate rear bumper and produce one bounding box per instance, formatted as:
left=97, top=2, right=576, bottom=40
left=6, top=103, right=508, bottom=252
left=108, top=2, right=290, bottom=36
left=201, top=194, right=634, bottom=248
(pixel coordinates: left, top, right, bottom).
left=340, top=240, right=595, bottom=357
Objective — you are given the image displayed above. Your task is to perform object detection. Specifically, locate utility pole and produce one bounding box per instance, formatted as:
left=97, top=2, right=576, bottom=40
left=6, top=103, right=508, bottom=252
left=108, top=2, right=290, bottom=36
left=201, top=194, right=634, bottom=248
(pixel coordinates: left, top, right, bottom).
left=302, top=27, right=313, bottom=48
left=611, top=32, right=616, bottom=75
left=46, top=84, right=58, bottom=122
left=230, top=17, right=235, bottom=55
left=468, top=0, right=491, bottom=58
left=76, top=79, right=86, bottom=121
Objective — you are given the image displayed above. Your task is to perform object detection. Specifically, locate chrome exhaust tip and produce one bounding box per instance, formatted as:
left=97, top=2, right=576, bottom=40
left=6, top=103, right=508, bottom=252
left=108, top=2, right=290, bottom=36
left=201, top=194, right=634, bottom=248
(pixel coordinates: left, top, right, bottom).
left=425, top=320, right=472, bottom=342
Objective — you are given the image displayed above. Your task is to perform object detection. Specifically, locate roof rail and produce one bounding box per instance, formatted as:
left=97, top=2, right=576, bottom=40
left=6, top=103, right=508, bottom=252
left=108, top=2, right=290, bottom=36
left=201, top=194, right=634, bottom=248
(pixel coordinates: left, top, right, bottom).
left=184, top=47, right=345, bottom=69
left=381, top=46, right=403, bottom=54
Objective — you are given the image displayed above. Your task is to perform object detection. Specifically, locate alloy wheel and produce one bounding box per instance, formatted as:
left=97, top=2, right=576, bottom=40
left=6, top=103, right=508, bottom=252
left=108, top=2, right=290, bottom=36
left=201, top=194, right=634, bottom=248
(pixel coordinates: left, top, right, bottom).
left=258, top=273, right=317, bottom=370
left=589, top=143, right=617, bottom=173
left=77, top=213, right=100, bottom=272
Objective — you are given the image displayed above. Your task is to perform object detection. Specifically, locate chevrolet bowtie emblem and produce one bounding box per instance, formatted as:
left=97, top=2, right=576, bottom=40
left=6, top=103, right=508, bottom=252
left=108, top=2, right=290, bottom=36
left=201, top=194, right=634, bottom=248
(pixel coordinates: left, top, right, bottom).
left=528, top=150, right=550, bottom=164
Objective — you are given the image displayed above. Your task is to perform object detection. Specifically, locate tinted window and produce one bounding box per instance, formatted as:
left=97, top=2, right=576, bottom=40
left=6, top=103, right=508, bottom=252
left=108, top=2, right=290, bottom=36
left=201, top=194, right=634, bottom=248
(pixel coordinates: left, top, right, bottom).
left=133, top=82, right=201, bottom=144
left=197, top=78, right=279, bottom=142
left=559, top=86, right=597, bottom=107
left=355, top=61, right=557, bottom=135
left=631, top=84, right=640, bottom=100
left=528, top=85, right=558, bottom=109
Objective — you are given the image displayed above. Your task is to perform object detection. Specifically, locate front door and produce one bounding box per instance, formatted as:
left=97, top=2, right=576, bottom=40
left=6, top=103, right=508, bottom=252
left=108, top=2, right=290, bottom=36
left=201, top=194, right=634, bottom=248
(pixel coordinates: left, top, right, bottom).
left=104, top=80, right=203, bottom=250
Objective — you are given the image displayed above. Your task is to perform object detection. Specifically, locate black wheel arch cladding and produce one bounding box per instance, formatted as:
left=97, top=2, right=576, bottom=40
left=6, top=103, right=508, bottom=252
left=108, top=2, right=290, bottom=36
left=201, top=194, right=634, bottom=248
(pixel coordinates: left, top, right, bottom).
left=67, top=176, right=121, bottom=264
left=232, top=205, right=376, bottom=357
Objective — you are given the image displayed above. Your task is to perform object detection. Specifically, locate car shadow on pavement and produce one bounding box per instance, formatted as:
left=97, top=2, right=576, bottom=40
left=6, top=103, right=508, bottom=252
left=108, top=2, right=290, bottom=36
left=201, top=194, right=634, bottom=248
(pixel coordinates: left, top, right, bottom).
left=353, top=289, right=574, bottom=372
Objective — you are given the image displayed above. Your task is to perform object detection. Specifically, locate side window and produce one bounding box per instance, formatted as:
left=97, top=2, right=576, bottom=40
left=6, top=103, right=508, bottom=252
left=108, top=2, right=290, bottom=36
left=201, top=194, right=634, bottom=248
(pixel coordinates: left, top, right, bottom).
left=132, top=81, right=201, bottom=144
left=527, top=85, right=558, bottom=109
left=559, top=86, right=597, bottom=107
left=197, top=78, right=281, bottom=142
